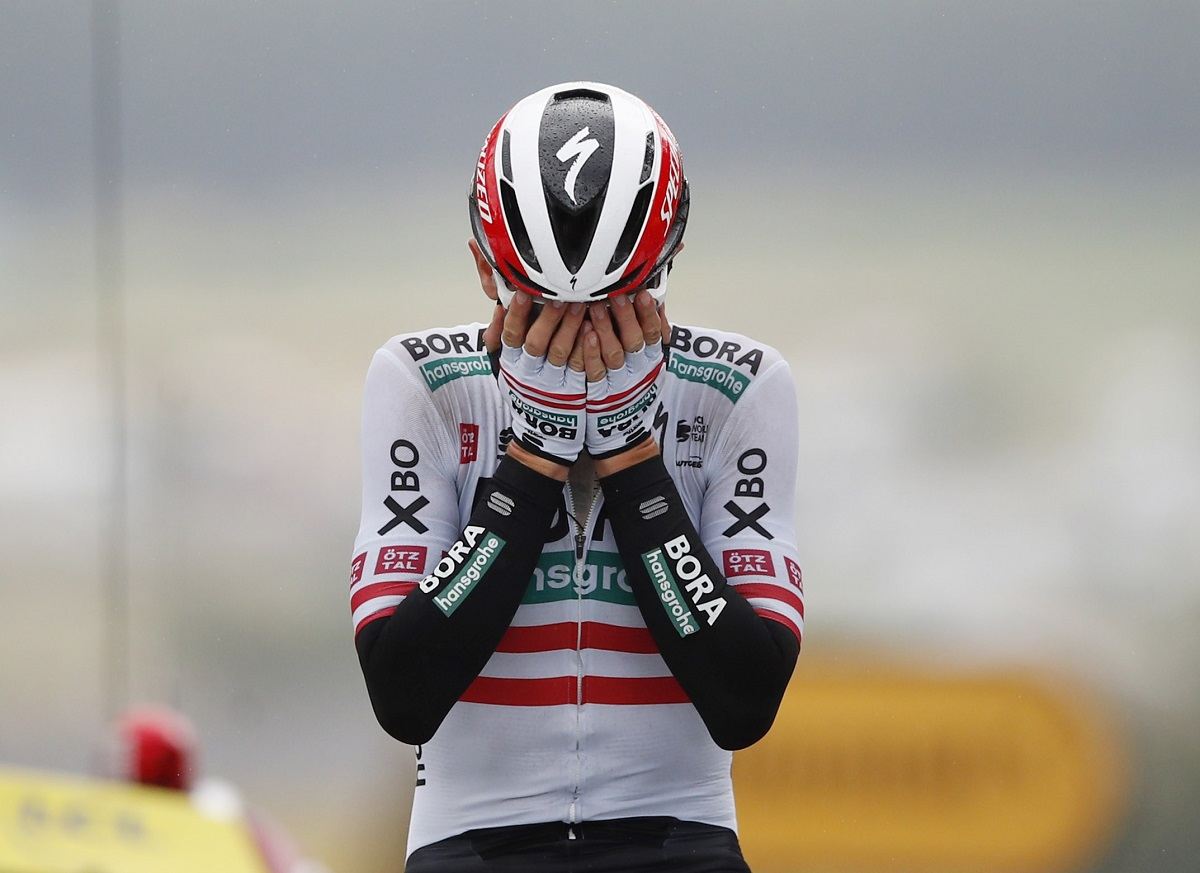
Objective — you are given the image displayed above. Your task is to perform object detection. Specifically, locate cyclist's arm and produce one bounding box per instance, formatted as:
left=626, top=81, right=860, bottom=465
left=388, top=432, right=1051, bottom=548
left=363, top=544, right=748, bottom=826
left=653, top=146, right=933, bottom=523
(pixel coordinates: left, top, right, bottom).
left=351, top=348, right=563, bottom=745
left=599, top=360, right=803, bottom=750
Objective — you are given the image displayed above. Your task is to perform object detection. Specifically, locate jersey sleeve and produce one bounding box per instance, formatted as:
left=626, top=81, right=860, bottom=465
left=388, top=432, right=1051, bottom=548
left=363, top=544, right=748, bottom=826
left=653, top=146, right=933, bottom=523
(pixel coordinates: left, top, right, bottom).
left=351, top=343, right=567, bottom=745
left=597, top=354, right=803, bottom=750
left=350, top=346, right=460, bottom=637
left=698, top=359, right=805, bottom=645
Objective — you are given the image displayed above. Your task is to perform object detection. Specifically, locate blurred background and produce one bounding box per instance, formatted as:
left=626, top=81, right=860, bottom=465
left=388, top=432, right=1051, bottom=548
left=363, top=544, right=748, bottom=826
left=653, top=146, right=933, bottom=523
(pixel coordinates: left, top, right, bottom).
left=2, top=1, right=1197, bottom=871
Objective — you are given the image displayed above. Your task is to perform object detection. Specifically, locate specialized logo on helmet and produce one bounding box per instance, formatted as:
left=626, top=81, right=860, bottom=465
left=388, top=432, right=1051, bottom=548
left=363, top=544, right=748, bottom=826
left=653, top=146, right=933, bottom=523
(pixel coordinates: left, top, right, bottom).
left=660, top=132, right=683, bottom=226
left=475, top=143, right=493, bottom=224
left=557, top=127, right=600, bottom=206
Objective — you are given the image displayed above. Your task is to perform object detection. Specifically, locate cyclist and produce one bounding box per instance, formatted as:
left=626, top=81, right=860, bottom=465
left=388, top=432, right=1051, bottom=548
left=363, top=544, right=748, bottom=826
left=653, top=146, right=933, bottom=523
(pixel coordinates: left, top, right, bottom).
left=351, top=82, right=804, bottom=872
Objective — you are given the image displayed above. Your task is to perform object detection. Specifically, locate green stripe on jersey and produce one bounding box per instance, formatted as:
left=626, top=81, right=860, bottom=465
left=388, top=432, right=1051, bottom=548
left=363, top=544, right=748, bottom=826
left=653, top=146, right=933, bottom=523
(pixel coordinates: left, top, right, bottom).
left=522, top=551, right=635, bottom=605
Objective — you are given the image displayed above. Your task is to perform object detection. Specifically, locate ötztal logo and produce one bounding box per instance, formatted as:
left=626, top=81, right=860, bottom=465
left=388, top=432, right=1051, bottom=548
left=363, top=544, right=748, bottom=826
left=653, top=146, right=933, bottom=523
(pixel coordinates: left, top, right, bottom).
left=784, top=557, right=804, bottom=592
left=375, top=545, right=427, bottom=576
left=349, top=552, right=367, bottom=587
left=557, top=127, right=599, bottom=205
left=459, top=423, right=480, bottom=464
left=722, top=548, right=775, bottom=579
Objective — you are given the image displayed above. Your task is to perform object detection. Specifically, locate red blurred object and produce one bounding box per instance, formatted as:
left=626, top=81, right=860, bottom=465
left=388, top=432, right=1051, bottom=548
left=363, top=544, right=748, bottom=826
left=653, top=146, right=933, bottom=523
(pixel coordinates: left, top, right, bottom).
left=115, top=706, right=198, bottom=791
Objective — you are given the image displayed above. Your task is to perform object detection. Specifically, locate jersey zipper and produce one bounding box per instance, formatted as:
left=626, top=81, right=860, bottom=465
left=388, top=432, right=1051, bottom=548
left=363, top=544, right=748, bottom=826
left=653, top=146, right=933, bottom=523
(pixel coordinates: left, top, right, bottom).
left=564, top=480, right=601, bottom=831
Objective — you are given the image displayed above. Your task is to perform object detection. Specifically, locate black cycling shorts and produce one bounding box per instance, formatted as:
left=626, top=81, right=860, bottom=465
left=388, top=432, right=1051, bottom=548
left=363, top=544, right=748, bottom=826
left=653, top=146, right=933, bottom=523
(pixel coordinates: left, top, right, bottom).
left=404, top=816, right=752, bottom=873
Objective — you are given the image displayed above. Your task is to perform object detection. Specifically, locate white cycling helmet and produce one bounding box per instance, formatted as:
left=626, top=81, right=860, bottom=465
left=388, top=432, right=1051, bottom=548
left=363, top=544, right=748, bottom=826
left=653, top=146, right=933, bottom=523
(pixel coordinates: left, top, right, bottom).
left=469, top=81, right=689, bottom=307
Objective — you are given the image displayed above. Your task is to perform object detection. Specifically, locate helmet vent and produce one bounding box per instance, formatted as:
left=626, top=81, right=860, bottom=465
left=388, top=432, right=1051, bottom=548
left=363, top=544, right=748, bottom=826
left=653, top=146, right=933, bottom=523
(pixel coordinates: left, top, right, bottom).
left=544, top=187, right=606, bottom=275
left=501, top=130, right=513, bottom=183
left=469, top=194, right=496, bottom=266
left=553, top=88, right=610, bottom=104
left=607, top=182, right=653, bottom=273
left=639, top=132, right=655, bottom=184
left=500, top=179, right=541, bottom=273
left=590, top=262, right=646, bottom=299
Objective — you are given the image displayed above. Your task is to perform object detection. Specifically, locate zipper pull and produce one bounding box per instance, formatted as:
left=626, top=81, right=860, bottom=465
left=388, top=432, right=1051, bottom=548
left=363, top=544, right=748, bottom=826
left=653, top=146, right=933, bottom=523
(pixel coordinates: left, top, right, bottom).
left=574, top=529, right=585, bottom=560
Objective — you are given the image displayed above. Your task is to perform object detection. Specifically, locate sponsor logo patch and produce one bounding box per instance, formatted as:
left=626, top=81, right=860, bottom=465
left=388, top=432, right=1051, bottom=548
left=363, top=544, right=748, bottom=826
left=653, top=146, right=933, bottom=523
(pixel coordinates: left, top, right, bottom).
left=510, top=396, right=578, bottom=429
left=667, top=354, right=750, bottom=402
left=595, top=385, right=658, bottom=434
left=723, top=448, right=773, bottom=538
left=432, top=533, right=505, bottom=616
left=487, top=491, right=515, bottom=517
left=420, top=354, right=491, bottom=390
left=639, top=495, right=669, bottom=520
left=674, top=414, right=708, bottom=468
left=418, top=527, right=507, bottom=617
left=641, top=547, right=699, bottom=637
left=379, top=438, right=428, bottom=535
left=459, top=423, right=480, bottom=464
left=374, top=545, right=427, bottom=576
left=785, top=557, right=804, bottom=592
left=401, top=330, right=486, bottom=361
left=662, top=535, right=727, bottom=626
left=350, top=552, right=367, bottom=587
left=723, top=548, right=775, bottom=578
left=669, top=327, right=765, bottom=376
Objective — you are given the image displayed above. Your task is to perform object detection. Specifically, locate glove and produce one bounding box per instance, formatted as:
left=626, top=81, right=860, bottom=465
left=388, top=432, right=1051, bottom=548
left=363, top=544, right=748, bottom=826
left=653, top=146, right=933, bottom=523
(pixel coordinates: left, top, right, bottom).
left=498, top=340, right=587, bottom=465
left=585, top=341, right=666, bottom=459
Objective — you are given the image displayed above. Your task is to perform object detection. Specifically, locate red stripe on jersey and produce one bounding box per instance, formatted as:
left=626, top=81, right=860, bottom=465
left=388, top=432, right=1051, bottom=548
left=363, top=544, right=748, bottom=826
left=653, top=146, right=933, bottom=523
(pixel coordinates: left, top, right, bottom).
left=733, top=582, right=805, bottom=619
left=582, top=623, right=659, bottom=654
left=460, top=676, right=575, bottom=706
left=585, top=360, right=665, bottom=411
left=460, top=675, right=688, bottom=706
left=496, top=622, right=659, bottom=654
left=354, top=606, right=397, bottom=637
left=584, top=675, right=689, bottom=705
left=497, top=623, right=577, bottom=652
left=350, top=581, right=417, bottom=613
left=755, top=608, right=803, bottom=646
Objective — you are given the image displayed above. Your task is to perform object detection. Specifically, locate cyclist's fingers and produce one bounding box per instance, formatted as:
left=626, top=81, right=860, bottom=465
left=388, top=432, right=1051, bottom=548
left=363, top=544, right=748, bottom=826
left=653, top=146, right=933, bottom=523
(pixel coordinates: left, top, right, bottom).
left=609, top=293, right=646, bottom=353
left=588, top=302, right=627, bottom=370
left=567, top=322, right=587, bottom=372
left=501, top=292, right=534, bottom=349
left=582, top=325, right=606, bottom=383
left=523, top=300, right=567, bottom=358
left=547, top=303, right=586, bottom=367
left=483, top=300, right=504, bottom=354
left=634, top=290, right=661, bottom=347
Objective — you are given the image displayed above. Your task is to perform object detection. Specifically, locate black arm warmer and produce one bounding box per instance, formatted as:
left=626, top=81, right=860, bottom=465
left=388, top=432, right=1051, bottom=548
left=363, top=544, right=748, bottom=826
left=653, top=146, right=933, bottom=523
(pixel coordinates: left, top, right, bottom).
left=601, top=453, right=799, bottom=750
left=355, top=455, right=563, bottom=744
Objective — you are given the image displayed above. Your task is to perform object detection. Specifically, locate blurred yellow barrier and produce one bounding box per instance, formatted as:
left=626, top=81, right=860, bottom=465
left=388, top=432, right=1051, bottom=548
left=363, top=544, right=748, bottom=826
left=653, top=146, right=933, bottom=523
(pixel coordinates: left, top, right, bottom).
left=735, top=661, right=1125, bottom=873
left=0, top=768, right=267, bottom=873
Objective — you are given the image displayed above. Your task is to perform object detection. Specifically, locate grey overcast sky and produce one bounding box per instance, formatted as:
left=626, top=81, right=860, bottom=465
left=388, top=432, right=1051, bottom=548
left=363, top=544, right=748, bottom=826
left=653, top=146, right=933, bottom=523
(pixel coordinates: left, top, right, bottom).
left=2, top=0, right=1199, bottom=209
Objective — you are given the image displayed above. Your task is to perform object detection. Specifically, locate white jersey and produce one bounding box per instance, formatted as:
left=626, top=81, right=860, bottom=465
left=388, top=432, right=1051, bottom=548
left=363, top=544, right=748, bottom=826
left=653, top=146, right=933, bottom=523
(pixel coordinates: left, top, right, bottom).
left=351, top=322, right=804, bottom=855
